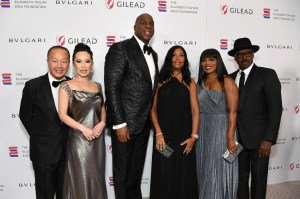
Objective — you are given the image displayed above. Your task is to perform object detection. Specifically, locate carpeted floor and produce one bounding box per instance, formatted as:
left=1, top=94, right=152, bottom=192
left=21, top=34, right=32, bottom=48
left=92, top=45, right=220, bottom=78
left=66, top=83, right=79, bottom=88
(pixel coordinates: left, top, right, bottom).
left=143, top=181, right=300, bottom=199
left=266, top=181, right=300, bottom=199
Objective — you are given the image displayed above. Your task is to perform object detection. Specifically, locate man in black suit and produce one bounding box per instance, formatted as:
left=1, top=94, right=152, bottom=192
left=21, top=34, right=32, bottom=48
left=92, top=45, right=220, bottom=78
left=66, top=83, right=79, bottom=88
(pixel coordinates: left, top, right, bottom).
left=228, top=37, right=282, bottom=199
left=19, top=46, right=70, bottom=199
left=104, top=13, right=158, bottom=199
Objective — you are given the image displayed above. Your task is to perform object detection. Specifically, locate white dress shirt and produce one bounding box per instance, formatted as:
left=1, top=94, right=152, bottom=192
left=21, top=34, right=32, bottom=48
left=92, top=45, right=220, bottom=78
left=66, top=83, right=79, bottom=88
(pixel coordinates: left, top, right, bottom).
left=48, top=72, right=65, bottom=112
left=235, top=63, right=254, bottom=88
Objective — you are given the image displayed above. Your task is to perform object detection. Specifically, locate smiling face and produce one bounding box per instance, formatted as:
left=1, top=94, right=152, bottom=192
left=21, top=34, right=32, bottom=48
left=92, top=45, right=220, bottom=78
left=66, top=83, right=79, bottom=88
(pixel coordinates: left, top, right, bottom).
left=47, top=48, right=70, bottom=80
left=200, top=57, right=217, bottom=76
left=73, top=51, right=93, bottom=78
left=172, top=48, right=185, bottom=71
left=134, top=14, right=154, bottom=44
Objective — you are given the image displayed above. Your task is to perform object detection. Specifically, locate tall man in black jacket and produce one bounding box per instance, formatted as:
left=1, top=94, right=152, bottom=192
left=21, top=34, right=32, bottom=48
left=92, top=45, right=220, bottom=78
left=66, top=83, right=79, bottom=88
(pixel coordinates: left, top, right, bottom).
left=228, top=37, right=282, bottom=199
left=104, top=13, right=158, bottom=199
left=19, top=46, right=70, bottom=199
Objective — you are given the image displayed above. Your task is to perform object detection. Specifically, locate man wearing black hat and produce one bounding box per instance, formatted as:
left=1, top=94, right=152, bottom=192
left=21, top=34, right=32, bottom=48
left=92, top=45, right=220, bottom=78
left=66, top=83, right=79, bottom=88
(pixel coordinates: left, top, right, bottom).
left=228, top=37, right=282, bottom=199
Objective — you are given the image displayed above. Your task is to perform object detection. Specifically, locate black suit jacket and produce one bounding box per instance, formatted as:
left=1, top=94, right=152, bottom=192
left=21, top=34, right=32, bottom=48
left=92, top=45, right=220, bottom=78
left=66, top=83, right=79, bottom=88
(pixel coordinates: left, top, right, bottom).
left=230, top=65, right=282, bottom=149
left=104, top=36, right=159, bottom=134
left=19, top=73, right=70, bottom=164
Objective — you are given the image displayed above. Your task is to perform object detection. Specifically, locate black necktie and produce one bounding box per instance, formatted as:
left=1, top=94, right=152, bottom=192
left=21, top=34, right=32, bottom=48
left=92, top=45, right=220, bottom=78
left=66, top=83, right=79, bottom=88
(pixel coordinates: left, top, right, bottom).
left=52, top=80, right=65, bottom=88
left=239, top=71, right=245, bottom=94
left=143, top=45, right=152, bottom=55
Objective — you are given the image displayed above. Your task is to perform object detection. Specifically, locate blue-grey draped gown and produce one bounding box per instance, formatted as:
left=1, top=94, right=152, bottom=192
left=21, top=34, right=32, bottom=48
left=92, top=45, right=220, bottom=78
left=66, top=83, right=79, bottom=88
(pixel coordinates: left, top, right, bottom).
left=195, top=82, right=238, bottom=199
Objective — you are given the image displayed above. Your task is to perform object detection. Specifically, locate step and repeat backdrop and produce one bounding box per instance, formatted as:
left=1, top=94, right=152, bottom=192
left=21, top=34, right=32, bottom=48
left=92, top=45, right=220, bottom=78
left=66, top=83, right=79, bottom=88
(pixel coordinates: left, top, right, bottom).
left=0, top=0, right=299, bottom=198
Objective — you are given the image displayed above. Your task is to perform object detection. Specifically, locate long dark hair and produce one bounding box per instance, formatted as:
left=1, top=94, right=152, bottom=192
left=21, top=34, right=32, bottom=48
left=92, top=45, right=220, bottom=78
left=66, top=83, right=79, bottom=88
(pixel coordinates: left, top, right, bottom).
left=159, top=45, right=191, bottom=85
left=197, top=48, right=228, bottom=89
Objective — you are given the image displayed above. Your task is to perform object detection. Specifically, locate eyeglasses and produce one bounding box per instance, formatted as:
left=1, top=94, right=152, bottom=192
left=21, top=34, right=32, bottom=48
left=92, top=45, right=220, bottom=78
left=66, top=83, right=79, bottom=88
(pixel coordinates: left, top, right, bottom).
left=235, top=51, right=253, bottom=59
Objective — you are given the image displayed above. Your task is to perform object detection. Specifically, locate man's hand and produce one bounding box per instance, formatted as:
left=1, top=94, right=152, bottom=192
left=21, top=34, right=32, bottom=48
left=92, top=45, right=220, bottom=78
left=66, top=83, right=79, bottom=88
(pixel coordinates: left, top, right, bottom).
left=116, top=126, right=130, bottom=143
left=258, top=139, right=272, bottom=158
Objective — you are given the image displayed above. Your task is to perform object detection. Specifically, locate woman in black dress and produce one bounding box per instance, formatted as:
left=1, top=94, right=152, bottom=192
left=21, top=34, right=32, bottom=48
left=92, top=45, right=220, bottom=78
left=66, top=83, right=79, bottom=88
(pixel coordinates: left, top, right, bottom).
left=150, top=45, right=199, bottom=199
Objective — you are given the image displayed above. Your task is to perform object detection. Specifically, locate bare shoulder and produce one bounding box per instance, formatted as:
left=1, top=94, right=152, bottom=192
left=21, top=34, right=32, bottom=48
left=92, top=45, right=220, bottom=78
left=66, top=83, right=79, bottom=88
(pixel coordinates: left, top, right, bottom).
left=224, top=75, right=235, bottom=84
left=190, top=77, right=197, bottom=85
left=224, top=75, right=238, bottom=90
left=189, top=78, right=197, bottom=91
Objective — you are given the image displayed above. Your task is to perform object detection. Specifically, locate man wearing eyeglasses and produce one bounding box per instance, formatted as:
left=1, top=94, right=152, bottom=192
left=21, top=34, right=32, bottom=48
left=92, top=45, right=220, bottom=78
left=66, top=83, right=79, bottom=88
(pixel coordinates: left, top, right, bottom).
left=228, top=37, right=282, bottom=199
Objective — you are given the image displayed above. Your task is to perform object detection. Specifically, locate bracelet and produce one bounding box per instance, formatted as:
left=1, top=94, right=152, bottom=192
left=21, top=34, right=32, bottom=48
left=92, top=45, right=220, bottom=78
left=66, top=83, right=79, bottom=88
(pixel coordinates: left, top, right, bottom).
left=156, top=133, right=163, bottom=136
left=191, top=134, right=198, bottom=139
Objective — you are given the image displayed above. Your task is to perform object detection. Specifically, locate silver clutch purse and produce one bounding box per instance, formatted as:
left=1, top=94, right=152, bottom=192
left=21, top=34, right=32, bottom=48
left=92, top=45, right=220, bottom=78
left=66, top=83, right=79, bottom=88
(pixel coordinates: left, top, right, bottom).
left=222, top=142, right=244, bottom=163
left=155, top=143, right=174, bottom=158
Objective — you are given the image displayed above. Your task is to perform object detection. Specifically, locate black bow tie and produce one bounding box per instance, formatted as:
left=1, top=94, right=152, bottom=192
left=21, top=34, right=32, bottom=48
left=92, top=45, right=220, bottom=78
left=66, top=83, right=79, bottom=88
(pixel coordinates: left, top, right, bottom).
left=52, top=80, right=65, bottom=88
left=143, top=45, right=152, bottom=55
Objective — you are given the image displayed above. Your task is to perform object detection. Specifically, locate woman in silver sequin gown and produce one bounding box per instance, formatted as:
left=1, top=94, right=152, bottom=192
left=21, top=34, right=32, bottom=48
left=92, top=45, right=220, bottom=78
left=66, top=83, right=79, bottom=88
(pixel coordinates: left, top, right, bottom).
left=195, top=49, right=239, bottom=199
left=58, top=43, right=107, bottom=199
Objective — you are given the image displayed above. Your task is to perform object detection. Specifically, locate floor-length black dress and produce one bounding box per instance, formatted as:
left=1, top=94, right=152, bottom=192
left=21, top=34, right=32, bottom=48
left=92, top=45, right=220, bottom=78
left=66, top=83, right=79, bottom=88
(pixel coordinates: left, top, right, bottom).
left=150, top=77, right=198, bottom=199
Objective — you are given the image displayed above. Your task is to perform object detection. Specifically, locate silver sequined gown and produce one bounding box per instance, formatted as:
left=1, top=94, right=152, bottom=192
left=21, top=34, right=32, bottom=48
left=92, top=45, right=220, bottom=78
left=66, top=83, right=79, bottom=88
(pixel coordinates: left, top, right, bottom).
left=195, top=82, right=238, bottom=199
left=61, top=81, right=107, bottom=199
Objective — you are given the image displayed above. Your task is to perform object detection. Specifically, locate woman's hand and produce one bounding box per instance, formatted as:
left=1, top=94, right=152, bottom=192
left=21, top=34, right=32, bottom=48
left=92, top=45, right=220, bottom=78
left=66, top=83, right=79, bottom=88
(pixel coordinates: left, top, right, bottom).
left=156, top=133, right=165, bottom=150
left=80, top=125, right=95, bottom=141
left=93, top=121, right=106, bottom=138
left=181, top=137, right=196, bottom=155
left=227, top=139, right=238, bottom=153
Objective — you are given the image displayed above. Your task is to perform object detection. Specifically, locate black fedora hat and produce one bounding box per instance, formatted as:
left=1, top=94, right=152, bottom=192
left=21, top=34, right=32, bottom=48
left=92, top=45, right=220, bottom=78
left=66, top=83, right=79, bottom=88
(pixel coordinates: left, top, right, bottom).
left=228, top=37, right=260, bottom=56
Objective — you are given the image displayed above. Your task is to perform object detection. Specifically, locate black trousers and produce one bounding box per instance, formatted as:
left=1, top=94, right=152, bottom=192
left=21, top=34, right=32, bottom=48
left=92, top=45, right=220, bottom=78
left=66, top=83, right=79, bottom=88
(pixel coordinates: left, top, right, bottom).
left=237, top=147, right=270, bottom=199
left=111, top=123, right=150, bottom=199
left=32, top=159, right=65, bottom=199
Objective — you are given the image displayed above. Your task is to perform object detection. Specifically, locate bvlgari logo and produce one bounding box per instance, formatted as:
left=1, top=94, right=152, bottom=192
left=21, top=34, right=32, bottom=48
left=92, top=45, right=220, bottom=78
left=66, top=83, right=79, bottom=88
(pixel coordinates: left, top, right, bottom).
left=8, top=37, right=46, bottom=43
left=220, top=5, right=253, bottom=15
left=292, top=137, right=300, bottom=141
left=269, top=165, right=282, bottom=170
left=18, top=182, right=35, bottom=188
left=163, top=40, right=197, bottom=46
left=56, top=0, right=93, bottom=6
left=266, top=44, right=293, bottom=50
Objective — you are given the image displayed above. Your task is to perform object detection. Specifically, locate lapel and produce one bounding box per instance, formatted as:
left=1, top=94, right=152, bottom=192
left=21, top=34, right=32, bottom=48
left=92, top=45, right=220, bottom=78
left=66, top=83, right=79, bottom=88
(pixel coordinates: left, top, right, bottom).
left=41, top=74, right=59, bottom=116
left=238, top=65, right=257, bottom=110
left=130, top=37, right=152, bottom=89
left=152, top=50, right=159, bottom=94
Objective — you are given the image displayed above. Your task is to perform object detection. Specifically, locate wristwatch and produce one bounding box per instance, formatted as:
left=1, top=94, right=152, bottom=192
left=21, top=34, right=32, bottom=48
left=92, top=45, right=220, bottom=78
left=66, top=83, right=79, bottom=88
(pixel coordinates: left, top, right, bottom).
left=191, top=134, right=198, bottom=139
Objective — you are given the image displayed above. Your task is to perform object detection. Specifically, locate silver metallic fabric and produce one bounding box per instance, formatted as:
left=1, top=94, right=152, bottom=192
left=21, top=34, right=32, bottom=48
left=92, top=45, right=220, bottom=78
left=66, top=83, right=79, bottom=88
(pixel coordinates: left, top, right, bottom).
left=61, top=81, right=107, bottom=199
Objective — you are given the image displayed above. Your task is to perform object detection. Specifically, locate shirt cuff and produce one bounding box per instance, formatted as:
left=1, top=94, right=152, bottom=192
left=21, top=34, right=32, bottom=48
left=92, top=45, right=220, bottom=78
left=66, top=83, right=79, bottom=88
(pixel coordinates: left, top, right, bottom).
left=113, top=123, right=127, bottom=130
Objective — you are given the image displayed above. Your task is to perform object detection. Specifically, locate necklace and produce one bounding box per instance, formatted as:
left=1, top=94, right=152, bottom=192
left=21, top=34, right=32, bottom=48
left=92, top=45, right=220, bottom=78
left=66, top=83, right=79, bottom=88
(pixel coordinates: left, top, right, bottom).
left=172, top=72, right=181, bottom=77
